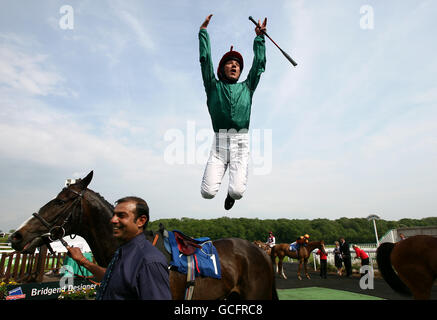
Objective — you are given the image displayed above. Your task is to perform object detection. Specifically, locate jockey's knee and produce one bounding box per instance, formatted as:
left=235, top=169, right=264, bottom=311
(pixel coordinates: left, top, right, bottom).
left=201, top=186, right=217, bottom=199
left=228, top=185, right=246, bottom=200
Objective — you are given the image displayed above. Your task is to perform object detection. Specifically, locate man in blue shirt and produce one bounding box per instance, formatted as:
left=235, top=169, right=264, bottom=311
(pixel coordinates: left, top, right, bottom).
left=67, top=196, right=172, bottom=300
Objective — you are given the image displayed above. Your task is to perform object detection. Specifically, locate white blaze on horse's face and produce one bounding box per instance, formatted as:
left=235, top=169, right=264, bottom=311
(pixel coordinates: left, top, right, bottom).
left=17, top=216, right=33, bottom=231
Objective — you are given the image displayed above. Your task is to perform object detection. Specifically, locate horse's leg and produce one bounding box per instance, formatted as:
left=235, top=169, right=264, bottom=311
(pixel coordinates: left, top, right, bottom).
left=297, top=260, right=302, bottom=280
left=279, top=257, right=287, bottom=279
left=275, top=257, right=279, bottom=274
left=304, top=258, right=311, bottom=279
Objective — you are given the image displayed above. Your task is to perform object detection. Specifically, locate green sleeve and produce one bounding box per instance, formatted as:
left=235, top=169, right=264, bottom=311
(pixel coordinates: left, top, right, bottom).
left=199, top=29, right=216, bottom=91
left=245, top=34, right=266, bottom=92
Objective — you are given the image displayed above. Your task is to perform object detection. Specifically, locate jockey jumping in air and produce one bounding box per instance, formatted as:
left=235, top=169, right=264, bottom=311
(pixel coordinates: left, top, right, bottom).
left=198, top=14, right=267, bottom=210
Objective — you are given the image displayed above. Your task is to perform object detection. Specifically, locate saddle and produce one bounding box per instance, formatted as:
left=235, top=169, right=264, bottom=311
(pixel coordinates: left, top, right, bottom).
left=173, top=231, right=202, bottom=256
left=167, top=230, right=219, bottom=277
left=289, top=242, right=298, bottom=252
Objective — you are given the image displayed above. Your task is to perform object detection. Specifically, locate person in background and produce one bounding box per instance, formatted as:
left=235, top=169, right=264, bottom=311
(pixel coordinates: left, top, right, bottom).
left=266, top=231, right=276, bottom=248
left=339, top=237, right=352, bottom=277
left=333, top=241, right=343, bottom=276
left=316, top=247, right=328, bottom=279
left=303, top=234, right=310, bottom=244
left=352, top=244, right=369, bottom=267
left=399, top=233, right=407, bottom=241
left=289, top=234, right=310, bottom=259
left=352, top=244, right=370, bottom=279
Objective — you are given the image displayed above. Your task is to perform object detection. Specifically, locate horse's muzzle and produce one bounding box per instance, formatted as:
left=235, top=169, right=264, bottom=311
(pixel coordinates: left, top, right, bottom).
left=8, top=230, right=44, bottom=253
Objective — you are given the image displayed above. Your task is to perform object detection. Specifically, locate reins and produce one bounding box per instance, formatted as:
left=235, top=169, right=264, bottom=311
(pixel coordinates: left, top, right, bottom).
left=152, top=233, right=159, bottom=246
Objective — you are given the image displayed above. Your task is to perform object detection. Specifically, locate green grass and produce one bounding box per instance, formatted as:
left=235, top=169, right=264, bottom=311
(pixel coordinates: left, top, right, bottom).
left=278, top=287, right=384, bottom=300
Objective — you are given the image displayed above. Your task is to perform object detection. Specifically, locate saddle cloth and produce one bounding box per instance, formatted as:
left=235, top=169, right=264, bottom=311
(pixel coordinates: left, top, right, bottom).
left=289, top=242, right=298, bottom=251
left=167, top=230, right=221, bottom=279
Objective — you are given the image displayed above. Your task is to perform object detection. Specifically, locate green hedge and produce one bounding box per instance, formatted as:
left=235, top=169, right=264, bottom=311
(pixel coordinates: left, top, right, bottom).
left=148, top=216, right=437, bottom=245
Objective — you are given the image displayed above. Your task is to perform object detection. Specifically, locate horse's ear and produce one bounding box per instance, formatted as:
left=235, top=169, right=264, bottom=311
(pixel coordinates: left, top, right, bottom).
left=79, top=171, right=93, bottom=189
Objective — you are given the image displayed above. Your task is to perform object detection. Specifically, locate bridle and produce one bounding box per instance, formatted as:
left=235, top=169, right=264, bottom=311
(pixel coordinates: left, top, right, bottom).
left=32, top=188, right=85, bottom=249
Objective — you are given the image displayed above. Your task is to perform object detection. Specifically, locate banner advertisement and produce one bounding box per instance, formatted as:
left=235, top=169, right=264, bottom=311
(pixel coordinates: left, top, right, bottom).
left=5, top=278, right=98, bottom=300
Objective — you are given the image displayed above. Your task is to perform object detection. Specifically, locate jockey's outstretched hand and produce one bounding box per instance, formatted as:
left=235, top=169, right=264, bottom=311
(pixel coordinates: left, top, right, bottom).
left=200, top=14, right=213, bottom=30
left=255, top=17, right=267, bottom=36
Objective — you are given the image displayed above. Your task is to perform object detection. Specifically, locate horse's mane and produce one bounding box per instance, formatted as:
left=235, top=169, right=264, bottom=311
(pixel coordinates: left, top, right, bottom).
left=305, top=240, right=324, bottom=251
left=85, top=188, right=114, bottom=214
left=308, top=240, right=324, bottom=245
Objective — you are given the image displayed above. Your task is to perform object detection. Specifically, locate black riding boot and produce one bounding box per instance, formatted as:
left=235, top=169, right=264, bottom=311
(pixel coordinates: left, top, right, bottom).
left=224, top=193, right=235, bottom=210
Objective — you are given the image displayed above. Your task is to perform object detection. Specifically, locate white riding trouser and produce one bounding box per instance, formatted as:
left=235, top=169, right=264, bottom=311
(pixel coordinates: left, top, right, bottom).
left=201, top=132, right=250, bottom=200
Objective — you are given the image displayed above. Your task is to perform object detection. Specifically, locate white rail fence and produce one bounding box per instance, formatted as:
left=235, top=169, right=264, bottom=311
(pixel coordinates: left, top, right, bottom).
left=0, top=243, right=13, bottom=253
left=0, top=236, right=91, bottom=254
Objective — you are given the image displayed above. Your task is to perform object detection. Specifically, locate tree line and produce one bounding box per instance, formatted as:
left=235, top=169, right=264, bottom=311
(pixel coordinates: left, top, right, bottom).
left=148, top=216, right=437, bottom=245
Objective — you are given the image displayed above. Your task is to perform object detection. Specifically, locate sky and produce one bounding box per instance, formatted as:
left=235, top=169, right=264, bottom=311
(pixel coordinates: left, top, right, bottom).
left=1, top=0, right=436, bottom=231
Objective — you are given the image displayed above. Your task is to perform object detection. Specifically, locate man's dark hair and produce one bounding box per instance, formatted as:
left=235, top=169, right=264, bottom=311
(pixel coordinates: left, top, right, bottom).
left=115, top=196, right=149, bottom=229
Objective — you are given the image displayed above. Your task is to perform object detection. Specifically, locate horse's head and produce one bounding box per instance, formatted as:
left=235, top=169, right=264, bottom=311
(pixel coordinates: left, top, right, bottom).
left=9, top=171, right=94, bottom=253
left=303, top=240, right=327, bottom=257
left=253, top=240, right=262, bottom=248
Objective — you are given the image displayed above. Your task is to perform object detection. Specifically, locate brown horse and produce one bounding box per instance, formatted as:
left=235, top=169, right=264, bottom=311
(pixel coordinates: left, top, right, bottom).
left=377, top=235, right=437, bottom=300
left=253, top=240, right=272, bottom=256
left=8, top=171, right=278, bottom=300
left=271, top=240, right=326, bottom=280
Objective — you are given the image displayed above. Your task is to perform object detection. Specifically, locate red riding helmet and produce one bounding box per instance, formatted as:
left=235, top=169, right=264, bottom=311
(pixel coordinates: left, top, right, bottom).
left=217, top=46, right=244, bottom=81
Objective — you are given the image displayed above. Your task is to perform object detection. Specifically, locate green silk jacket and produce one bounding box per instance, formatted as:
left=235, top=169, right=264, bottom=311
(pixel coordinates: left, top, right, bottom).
left=199, top=29, right=266, bottom=132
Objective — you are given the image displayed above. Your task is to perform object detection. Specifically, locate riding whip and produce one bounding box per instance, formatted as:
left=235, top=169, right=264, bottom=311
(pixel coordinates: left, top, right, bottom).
left=249, top=16, right=297, bottom=67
